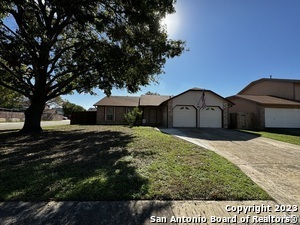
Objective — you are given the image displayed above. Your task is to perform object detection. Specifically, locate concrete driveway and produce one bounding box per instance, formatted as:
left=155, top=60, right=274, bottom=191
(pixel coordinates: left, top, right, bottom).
left=160, top=128, right=300, bottom=205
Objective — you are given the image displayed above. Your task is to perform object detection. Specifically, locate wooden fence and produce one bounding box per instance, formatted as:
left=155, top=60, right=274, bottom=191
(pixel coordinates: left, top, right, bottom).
left=0, top=108, right=24, bottom=122
left=71, top=111, right=97, bottom=125
left=230, top=112, right=256, bottom=130
left=0, top=108, right=64, bottom=122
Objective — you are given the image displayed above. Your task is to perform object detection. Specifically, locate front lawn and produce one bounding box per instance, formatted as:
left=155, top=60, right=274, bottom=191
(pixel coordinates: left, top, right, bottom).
left=241, top=129, right=300, bottom=146
left=0, top=125, right=270, bottom=201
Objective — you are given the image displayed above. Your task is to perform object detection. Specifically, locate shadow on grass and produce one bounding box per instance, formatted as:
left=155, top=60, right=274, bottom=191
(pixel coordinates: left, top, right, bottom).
left=0, top=129, right=148, bottom=201
left=0, top=128, right=173, bottom=224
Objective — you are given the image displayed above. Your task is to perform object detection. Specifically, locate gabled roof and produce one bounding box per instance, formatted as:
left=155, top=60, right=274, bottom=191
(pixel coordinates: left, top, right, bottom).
left=228, top=95, right=300, bottom=106
left=94, top=88, right=233, bottom=107
left=94, top=96, right=140, bottom=107
left=238, top=78, right=300, bottom=94
left=162, top=88, right=234, bottom=105
left=140, top=95, right=171, bottom=106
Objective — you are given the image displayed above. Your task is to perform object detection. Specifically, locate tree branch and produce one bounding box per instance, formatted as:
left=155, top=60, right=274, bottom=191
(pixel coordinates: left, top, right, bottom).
left=47, top=44, right=76, bottom=76
left=0, top=60, right=22, bottom=82
left=0, top=80, right=28, bottom=96
left=47, top=74, right=79, bottom=100
left=10, top=9, right=39, bottom=62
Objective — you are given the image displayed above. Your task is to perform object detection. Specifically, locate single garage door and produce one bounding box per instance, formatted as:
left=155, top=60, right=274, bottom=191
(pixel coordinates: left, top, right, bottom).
left=200, top=107, right=222, bottom=128
left=265, top=108, right=300, bottom=128
left=173, top=106, right=196, bottom=127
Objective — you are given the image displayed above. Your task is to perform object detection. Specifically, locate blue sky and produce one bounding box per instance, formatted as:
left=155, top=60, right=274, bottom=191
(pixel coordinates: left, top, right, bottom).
left=64, top=1, right=300, bottom=108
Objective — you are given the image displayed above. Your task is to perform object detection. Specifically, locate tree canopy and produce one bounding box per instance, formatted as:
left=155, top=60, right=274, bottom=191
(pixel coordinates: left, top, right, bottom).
left=62, top=100, right=85, bottom=117
left=145, top=91, right=160, bottom=95
left=0, top=86, right=23, bottom=109
left=0, top=0, right=185, bottom=132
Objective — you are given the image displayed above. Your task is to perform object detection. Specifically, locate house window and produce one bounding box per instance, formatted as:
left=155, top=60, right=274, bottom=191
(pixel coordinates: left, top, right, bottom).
left=106, top=107, right=115, bottom=121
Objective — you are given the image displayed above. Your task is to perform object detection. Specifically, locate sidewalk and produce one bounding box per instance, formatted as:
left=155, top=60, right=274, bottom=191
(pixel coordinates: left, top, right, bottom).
left=2, top=200, right=294, bottom=225
left=0, top=120, right=70, bottom=130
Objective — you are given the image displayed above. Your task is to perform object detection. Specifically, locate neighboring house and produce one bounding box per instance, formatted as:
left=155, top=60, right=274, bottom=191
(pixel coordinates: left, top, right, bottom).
left=42, top=108, right=64, bottom=121
left=227, top=78, right=300, bottom=129
left=94, top=88, right=233, bottom=128
left=87, top=107, right=97, bottom=111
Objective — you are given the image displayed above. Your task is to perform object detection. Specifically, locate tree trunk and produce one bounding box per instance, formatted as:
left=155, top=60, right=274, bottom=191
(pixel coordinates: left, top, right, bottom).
left=21, top=99, right=46, bottom=133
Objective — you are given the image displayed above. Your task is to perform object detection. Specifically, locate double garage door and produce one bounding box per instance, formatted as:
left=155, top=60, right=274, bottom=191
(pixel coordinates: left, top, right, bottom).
left=173, top=106, right=222, bottom=128
left=265, top=108, right=300, bottom=128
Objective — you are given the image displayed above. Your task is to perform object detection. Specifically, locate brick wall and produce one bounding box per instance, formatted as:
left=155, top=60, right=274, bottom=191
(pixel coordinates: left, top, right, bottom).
left=167, top=100, right=173, bottom=128
left=257, top=106, right=265, bottom=130
left=223, top=103, right=228, bottom=128
left=115, top=107, right=127, bottom=124
left=96, top=106, right=127, bottom=125
left=96, top=106, right=105, bottom=124
left=161, top=104, right=168, bottom=127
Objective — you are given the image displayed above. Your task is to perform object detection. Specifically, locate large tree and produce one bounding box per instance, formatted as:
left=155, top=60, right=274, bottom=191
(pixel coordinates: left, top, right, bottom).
left=0, top=0, right=185, bottom=132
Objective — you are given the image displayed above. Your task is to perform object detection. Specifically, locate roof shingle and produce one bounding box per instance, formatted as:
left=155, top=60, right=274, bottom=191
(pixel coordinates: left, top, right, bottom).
left=139, top=95, right=171, bottom=106
left=232, top=95, right=300, bottom=106
left=94, top=96, right=140, bottom=107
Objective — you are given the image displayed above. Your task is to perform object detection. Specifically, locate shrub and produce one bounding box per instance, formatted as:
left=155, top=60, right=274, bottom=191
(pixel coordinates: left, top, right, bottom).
left=124, top=107, right=143, bottom=127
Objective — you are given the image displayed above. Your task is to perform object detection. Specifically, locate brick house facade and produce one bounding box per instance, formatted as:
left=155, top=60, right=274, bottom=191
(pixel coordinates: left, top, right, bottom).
left=94, top=88, right=232, bottom=128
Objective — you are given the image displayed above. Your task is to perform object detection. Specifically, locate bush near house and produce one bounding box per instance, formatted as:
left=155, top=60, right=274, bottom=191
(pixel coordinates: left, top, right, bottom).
left=124, top=107, right=143, bottom=127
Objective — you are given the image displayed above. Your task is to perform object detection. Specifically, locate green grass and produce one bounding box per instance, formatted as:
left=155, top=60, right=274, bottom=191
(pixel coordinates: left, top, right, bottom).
left=241, top=129, right=300, bottom=146
left=0, top=125, right=271, bottom=201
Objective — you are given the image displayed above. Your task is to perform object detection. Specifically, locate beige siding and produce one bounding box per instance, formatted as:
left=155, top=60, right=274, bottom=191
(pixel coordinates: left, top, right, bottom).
left=171, top=90, right=228, bottom=128
left=228, top=98, right=257, bottom=114
left=173, top=91, right=224, bottom=108
left=241, top=80, right=294, bottom=99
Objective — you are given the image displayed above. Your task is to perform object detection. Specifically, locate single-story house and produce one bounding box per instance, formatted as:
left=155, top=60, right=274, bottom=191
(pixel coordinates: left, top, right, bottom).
left=94, top=96, right=141, bottom=125
left=227, top=78, right=300, bottom=129
left=94, top=95, right=171, bottom=126
left=94, top=88, right=233, bottom=128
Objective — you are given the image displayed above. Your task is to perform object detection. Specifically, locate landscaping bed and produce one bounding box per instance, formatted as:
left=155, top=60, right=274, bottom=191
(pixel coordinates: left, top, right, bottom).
left=0, top=125, right=270, bottom=201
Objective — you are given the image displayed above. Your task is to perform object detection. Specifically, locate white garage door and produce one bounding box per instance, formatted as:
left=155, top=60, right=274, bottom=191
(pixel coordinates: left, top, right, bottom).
left=265, top=108, right=300, bottom=128
left=200, top=107, right=222, bottom=128
left=173, top=106, right=196, bottom=127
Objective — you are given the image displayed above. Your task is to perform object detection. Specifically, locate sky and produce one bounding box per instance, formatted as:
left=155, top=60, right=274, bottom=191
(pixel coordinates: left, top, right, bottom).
left=45, top=1, right=300, bottom=108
